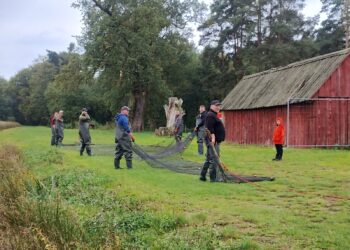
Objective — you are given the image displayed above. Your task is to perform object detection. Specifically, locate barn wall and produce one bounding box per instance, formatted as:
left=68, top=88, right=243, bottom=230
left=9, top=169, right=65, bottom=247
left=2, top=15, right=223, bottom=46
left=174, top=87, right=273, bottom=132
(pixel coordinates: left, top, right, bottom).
left=224, top=101, right=350, bottom=146
left=314, top=56, right=350, bottom=97
left=223, top=107, right=286, bottom=145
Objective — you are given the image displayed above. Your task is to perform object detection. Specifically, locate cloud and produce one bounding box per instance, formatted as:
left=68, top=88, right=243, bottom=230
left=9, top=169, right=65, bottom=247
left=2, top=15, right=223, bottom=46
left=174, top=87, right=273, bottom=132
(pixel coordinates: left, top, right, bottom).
left=0, top=0, right=82, bottom=79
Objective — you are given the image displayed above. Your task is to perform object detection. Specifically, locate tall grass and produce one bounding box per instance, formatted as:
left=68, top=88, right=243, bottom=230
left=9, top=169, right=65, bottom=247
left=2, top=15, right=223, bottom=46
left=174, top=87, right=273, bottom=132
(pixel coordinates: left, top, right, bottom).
left=0, top=145, right=92, bottom=249
left=0, top=121, right=20, bottom=131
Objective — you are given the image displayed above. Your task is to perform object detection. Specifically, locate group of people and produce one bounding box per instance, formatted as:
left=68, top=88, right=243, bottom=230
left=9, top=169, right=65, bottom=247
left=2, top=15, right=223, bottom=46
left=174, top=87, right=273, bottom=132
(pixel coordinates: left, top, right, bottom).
left=50, top=108, right=92, bottom=156
left=175, top=100, right=285, bottom=182
left=49, top=101, right=285, bottom=182
left=50, top=110, right=64, bottom=146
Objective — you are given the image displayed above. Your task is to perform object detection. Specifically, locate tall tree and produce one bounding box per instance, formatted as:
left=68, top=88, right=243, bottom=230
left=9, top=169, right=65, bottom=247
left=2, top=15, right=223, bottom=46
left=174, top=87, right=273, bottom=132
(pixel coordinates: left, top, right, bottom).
left=74, top=0, right=205, bottom=131
left=199, top=0, right=318, bottom=99
left=315, top=0, right=346, bottom=53
left=45, top=53, right=110, bottom=126
left=0, top=77, right=12, bottom=120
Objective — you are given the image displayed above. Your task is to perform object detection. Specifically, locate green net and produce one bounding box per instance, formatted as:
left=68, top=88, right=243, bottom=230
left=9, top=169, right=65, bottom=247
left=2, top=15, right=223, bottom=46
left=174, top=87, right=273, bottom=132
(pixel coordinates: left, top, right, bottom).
left=62, top=132, right=275, bottom=183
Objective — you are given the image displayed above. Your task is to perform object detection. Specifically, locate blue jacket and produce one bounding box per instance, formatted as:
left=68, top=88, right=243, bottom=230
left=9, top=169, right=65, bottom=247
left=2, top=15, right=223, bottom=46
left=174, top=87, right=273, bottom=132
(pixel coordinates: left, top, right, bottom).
left=115, top=113, right=131, bottom=140
left=115, top=113, right=130, bottom=133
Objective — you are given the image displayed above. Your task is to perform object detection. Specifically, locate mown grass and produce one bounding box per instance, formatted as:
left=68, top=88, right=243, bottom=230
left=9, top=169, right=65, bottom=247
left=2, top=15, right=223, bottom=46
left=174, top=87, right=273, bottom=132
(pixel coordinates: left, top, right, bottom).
left=0, top=126, right=349, bottom=249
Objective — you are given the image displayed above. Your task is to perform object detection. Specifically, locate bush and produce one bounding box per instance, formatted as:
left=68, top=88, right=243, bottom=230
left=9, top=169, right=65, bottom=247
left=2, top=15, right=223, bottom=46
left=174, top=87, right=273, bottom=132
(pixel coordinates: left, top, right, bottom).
left=0, top=121, right=20, bottom=130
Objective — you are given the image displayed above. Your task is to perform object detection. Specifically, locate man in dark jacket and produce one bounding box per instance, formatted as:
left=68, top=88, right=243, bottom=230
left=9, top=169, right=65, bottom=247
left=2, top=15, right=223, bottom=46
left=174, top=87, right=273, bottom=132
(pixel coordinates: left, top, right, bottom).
left=79, top=108, right=92, bottom=156
left=199, top=100, right=225, bottom=182
left=174, top=110, right=184, bottom=143
left=195, top=105, right=207, bottom=155
left=114, top=106, right=135, bottom=169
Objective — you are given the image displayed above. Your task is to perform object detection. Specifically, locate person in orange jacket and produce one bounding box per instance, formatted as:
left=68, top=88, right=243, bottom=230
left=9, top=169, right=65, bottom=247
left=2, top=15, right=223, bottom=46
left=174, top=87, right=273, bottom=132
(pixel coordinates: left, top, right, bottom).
left=273, top=117, right=285, bottom=161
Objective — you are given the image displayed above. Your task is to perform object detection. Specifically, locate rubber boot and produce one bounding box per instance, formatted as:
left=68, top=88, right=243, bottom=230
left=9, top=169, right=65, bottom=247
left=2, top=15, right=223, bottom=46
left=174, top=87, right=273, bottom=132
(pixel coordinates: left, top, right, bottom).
left=80, top=148, right=84, bottom=156
left=126, top=160, right=132, bottom=169
left=209, top=166, right=217, bottom=182
left=114, top=158, right=121, bottom=169
left=87, top=148, right=92, bottom=156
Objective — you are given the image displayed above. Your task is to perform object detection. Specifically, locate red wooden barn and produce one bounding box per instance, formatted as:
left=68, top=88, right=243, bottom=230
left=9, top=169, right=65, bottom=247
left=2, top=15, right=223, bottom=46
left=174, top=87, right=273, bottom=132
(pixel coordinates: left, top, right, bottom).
left=221, top=49, right=350, bottom=147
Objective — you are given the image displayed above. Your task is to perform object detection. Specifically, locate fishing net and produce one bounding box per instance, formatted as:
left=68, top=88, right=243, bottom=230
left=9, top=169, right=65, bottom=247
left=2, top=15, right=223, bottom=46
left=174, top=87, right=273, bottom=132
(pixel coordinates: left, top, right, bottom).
left=61, top=132, right=275, bottom=184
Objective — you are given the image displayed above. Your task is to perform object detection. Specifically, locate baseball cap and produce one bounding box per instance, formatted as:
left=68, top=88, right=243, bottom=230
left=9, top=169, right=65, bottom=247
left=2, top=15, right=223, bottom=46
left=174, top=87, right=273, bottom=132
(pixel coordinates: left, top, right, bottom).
left=210, top=100, right=222, bottom=106
left=121, top=106, right=130, bottom=111
left=81, top=108, right=88, bottom=112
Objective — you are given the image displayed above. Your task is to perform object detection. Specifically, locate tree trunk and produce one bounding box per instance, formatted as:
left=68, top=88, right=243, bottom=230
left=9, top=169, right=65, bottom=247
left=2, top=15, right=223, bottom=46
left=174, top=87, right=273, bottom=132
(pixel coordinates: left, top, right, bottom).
left=131, top=90, right=146, bottom=132
left=164, top=97, right=184, bottom=128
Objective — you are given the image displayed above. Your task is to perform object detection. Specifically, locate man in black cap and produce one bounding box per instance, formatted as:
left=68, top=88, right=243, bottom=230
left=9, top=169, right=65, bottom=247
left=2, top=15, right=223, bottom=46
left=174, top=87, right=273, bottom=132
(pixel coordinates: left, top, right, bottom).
left=79, top=108, right=92, bottom=156
left=199, top=100, right=225, bottom=182
left=114, top=106, right=135, bottom=169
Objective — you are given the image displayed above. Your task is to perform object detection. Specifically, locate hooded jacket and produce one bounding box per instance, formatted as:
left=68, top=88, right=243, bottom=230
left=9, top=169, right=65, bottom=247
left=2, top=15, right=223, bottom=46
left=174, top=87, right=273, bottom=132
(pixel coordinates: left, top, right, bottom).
left=273, top=117, right=285, bottom=145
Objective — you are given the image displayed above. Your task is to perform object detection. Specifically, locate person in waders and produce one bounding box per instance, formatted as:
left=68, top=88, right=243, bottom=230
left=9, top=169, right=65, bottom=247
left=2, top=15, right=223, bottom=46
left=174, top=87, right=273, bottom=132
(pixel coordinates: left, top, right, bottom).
left=174, top=110, right=184, bottom=143
left=195, top=105, right=207, bottom=155
left=199, top=100, right=225, bottom=182
left=55, top=110, right=64, bottom=146
left=79, top=108, right=92, bottom=156
left=50, top=112, right=58, bottom=146
left=114, top=106, right=135, bottom=169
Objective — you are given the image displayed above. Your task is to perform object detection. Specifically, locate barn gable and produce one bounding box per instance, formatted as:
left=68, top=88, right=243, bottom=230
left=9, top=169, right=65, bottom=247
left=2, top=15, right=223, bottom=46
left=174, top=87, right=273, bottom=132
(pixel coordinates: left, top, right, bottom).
left=222, top=49, right=350, bottom=110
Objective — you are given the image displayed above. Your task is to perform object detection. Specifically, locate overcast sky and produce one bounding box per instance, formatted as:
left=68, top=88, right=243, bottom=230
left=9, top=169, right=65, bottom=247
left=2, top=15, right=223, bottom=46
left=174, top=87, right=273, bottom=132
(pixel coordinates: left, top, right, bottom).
left=0, top=0, right=323, bottom=80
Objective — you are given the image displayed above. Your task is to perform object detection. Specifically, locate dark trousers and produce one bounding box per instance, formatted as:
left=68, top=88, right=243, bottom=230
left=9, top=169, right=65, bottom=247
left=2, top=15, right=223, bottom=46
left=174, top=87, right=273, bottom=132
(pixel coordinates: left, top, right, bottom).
left=80, top=140, right=91, bottom=156
left=115, top=138, right=133, bottom=169
left=197, top=129, right=205, bottom=155
left=51, top=127, right=56, bottom=146
left=56, top=134, right=64, bottom=146
left=275, top=144, right=283, bottom=160
left=175, top=133, right=182, bottom=143
left=200, top=143, right=220, bottom=181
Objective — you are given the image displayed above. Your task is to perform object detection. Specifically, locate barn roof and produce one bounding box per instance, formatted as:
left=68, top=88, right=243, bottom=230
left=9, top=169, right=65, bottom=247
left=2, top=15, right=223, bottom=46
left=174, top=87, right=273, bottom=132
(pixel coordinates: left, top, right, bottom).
left=222, top=49, right=350, bottom=110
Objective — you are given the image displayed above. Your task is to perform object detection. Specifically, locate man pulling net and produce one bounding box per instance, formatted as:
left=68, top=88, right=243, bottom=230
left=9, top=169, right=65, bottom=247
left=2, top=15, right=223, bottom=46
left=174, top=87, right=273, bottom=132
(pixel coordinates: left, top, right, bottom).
left=130, top=100, right=275, bottom=184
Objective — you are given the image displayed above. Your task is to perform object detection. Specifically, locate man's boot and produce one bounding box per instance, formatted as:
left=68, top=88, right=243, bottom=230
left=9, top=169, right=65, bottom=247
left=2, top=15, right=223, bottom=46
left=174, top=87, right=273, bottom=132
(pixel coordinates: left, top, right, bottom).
left=80, top=147, right=84, bottom=156
left=114, top=158, right=121, bottom=169
left=126, top=160, right=132, bottom=169
left=86, top=146, right=92, bottom=156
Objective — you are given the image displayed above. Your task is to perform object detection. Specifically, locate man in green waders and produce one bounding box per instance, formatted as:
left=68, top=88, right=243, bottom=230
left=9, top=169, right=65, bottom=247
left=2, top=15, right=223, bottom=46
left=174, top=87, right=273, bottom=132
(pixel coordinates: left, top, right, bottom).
left=79, top=108, right=92, bottom=156
left=114, top=106, right=135, bottom=169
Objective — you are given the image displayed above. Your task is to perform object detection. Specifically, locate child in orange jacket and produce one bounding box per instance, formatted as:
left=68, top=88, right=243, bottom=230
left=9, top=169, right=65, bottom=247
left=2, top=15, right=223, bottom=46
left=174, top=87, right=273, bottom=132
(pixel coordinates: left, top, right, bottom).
left=273, top=117, right=285, bottom=161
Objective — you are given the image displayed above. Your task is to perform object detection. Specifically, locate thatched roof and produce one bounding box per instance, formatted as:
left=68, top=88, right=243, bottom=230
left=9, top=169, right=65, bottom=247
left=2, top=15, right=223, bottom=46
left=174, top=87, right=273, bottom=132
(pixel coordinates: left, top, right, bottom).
left=222, top=49, right=350, bottom=110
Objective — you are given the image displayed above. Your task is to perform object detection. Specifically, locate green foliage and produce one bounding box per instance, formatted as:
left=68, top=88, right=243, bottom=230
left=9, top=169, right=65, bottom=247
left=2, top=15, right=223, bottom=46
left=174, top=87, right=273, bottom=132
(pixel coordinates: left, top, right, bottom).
left=0, top=77, right=13, bottom=120
left=315, top=0, right=345, bottom=54
left=75, top=0, right=205, bottom=130
left=198, top=0, right=322, bottom=102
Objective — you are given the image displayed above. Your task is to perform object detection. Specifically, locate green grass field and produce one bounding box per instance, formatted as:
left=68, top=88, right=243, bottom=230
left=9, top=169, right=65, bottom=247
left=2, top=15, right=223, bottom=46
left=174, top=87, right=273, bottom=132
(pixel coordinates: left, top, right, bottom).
left=1, top=126, right=349, bottom=249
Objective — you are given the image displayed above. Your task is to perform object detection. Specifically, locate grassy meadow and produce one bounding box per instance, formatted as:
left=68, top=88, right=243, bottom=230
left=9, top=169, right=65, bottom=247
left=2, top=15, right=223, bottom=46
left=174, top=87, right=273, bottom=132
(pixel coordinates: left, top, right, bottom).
left=0, top=126, right=349, bottom=249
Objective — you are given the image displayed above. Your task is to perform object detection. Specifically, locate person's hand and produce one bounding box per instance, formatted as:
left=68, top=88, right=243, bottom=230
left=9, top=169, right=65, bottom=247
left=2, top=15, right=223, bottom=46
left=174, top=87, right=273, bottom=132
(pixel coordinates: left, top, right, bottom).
left=194, top=127, right=198, bottom=132
left=130, top=134, right=136, bottom=142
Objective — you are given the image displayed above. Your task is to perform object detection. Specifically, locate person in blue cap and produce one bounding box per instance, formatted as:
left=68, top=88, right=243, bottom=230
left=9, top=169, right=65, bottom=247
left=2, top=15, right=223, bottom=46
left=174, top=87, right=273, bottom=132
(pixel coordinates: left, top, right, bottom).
left=114, top=106, right=135, bottom=169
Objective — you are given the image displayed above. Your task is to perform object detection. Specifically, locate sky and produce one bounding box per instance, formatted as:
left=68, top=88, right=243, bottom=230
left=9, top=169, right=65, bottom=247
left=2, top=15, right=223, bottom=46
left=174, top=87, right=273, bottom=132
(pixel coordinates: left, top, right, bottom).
left=0, top=0, right=324, bottom=80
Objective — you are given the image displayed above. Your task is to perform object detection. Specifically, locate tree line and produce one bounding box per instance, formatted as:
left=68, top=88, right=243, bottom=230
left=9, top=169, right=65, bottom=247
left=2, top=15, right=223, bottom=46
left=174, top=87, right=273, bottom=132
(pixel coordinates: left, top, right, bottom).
left=0, top=0, right=347, bottom=130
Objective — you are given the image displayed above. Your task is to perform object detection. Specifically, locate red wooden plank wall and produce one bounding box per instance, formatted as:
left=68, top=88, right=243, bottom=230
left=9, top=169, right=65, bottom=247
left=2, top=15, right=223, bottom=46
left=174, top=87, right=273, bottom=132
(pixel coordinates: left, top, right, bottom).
left=224, top=101, right=350, bottom=146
